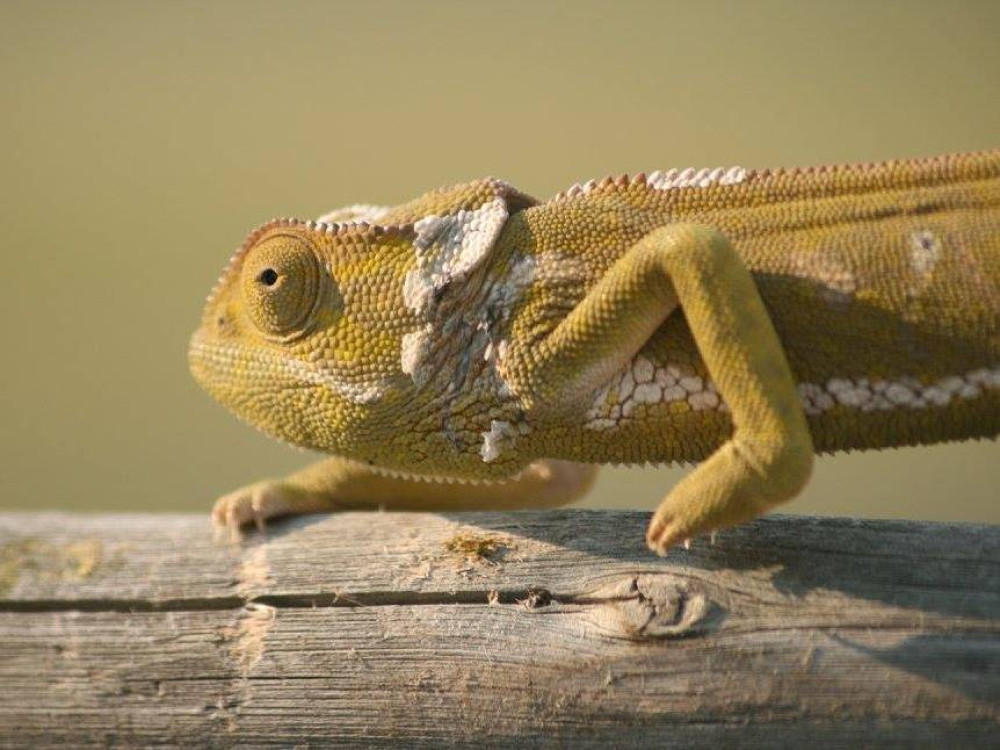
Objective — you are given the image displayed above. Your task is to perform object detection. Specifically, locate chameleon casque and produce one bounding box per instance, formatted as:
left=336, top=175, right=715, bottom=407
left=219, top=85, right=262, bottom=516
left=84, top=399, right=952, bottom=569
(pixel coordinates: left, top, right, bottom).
left=189, top=150, right=1000, bottom=554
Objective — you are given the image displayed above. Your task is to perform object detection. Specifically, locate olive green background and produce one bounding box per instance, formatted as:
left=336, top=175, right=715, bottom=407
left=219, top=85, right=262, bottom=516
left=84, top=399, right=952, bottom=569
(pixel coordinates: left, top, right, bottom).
left=1, top=0, right=997, bottom=521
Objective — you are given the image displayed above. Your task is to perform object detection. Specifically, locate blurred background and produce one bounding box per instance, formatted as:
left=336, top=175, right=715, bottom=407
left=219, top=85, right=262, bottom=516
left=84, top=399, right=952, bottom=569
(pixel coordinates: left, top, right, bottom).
left=0, top=0, right=997, bottom=520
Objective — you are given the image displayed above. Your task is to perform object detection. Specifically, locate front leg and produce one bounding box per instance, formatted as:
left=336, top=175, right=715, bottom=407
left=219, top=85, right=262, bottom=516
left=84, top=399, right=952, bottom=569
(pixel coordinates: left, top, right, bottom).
left=213, top=456, right=597, bottom=533
left=510, top=223, right=814, bottom=554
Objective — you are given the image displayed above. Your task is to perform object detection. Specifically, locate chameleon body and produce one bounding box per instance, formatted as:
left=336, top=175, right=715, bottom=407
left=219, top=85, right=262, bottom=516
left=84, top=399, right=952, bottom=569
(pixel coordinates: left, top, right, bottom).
left=189, top=151, right=1000, bottom=552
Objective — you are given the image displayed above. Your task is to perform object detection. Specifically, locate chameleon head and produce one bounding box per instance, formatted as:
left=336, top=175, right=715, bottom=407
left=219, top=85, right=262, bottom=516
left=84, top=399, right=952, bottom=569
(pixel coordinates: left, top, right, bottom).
left=188, top=219, right=419, bottom=454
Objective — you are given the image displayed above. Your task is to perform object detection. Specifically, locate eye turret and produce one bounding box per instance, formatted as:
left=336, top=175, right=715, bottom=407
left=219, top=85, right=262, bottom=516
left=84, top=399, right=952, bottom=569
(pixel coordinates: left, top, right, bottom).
left=240, top=235, right=324, bottom=339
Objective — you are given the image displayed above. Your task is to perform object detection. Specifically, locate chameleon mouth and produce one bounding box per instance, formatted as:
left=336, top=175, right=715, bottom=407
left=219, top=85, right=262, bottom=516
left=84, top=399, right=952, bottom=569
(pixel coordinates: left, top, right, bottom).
left=186, top=330, right=217, bottom=391
left=188, top=334, right=320, bottom=398
left=188, top=332, right=392, bottom=407
left=188, top=331, right=328, bottom=453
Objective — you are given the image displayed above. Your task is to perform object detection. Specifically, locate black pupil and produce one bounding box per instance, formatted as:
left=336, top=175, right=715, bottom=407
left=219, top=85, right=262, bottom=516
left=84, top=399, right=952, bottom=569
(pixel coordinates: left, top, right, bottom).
left=258, top=268, right=279, bottom=287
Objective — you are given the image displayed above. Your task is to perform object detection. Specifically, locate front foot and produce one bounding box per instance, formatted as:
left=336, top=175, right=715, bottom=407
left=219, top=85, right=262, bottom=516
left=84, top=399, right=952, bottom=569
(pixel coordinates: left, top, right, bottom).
left=212, top=480, right=316, bottom=536
left=645, top=492, right=719, bottom=556
left=645, top=440, right=813, bottom=556
left=646, top=495, right=720, bottom=555
left=208, top=456, right=600, bottom=541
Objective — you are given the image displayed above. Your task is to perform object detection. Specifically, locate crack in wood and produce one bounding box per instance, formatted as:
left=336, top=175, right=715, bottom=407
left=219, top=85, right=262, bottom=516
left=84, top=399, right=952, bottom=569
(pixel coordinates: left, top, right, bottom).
left=0, top=584, right=672, bottom=613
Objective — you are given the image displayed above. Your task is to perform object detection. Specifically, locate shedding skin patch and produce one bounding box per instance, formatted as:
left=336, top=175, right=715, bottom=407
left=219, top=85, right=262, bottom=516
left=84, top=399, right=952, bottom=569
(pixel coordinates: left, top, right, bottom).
left=400, top=253, right=538, bottom=388
left=400, top=325, right=434, bottom=385
left=585, top=357, right=1000, bottom=429
left=479, top=418, right=532, bottom=463
left=402, top=198, right=509, bottom=315
left=401, top=251, right=579, bottom=395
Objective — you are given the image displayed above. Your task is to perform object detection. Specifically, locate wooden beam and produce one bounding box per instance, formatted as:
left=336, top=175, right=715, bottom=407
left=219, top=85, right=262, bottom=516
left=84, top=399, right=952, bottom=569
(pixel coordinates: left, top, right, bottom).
left=1, top=511, right=997, bottom=746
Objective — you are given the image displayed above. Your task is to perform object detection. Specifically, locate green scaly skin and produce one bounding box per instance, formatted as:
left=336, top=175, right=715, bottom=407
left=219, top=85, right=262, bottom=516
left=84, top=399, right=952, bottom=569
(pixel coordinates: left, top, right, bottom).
left=189, top=150, right=1000, bottom=553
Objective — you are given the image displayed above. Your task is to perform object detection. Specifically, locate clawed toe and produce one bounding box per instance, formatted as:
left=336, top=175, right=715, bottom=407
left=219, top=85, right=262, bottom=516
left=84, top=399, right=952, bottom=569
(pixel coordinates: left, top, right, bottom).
left=211, top=480, right=293, bottom=538
left=646, top=509, right=722, bottom=556
left=645, top=513, right=684, bottom=556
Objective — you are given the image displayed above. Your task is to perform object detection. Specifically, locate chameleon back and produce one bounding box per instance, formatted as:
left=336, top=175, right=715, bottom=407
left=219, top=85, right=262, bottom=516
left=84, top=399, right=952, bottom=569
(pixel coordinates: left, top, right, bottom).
left=503, top=151, right=1000, bottom=462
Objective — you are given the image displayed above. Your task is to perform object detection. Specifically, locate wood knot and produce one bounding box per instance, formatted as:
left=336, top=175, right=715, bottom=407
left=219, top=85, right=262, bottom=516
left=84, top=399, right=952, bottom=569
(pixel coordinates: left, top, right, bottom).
left=584, top=574, right=712, bottom=640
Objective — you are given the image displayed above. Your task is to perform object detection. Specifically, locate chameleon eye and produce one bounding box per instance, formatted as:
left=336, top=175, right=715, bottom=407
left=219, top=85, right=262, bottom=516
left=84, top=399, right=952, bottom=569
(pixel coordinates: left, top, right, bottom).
left=257, top=268, right=279, bottom=287
left=240, top=235, right=324, bottom=339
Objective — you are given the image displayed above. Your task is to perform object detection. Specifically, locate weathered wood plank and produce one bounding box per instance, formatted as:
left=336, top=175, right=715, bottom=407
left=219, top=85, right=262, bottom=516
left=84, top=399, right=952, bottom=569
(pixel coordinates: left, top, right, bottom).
left=0, top=511, right=998, bottom=747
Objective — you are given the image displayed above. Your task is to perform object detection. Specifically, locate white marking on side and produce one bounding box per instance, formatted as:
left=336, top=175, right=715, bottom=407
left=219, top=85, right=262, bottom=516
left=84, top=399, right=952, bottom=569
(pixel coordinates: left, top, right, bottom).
left=909, top=230, right=940, bottom=278
left=814, top=367, right=999, bottom=414
left=585, top=359, right=1000, bottom=430
left=688, top=390, right=720, bottom=410
left=585, top=357, right=726, bottom=429
left=633, top=383, right=661, bottom=404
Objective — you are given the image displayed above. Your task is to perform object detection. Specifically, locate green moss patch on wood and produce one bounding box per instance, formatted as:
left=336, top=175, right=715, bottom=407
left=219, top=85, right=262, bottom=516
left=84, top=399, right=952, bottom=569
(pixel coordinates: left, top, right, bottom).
left=444, top=532, right=513, bottom=565
left=0, top=537, right=103, bottom=596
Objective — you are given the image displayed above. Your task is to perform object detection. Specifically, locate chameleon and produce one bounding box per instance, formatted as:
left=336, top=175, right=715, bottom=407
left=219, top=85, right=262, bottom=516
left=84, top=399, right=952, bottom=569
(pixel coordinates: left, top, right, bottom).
left=189, top=150, right=1000, bottom=554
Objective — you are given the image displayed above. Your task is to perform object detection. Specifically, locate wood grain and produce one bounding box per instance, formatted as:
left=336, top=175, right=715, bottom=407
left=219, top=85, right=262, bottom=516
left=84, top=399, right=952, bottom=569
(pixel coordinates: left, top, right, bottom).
left=0, top=510, right=997, bottom=747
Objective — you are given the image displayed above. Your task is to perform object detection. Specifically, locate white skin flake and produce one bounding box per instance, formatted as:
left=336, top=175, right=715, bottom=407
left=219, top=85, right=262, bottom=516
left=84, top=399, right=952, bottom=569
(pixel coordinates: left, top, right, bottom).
left=480, top=419, right=525, bottom=463
left=403, top=198, right=508, bottom=315
left=400, top=326, right=433, bottom=384
left=480, top=421, right=507, bottom=462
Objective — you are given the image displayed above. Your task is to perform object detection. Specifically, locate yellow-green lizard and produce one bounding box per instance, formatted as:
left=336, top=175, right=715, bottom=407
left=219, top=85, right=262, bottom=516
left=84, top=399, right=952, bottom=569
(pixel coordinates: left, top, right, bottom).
left=189, top=150, right=999, bottom=554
